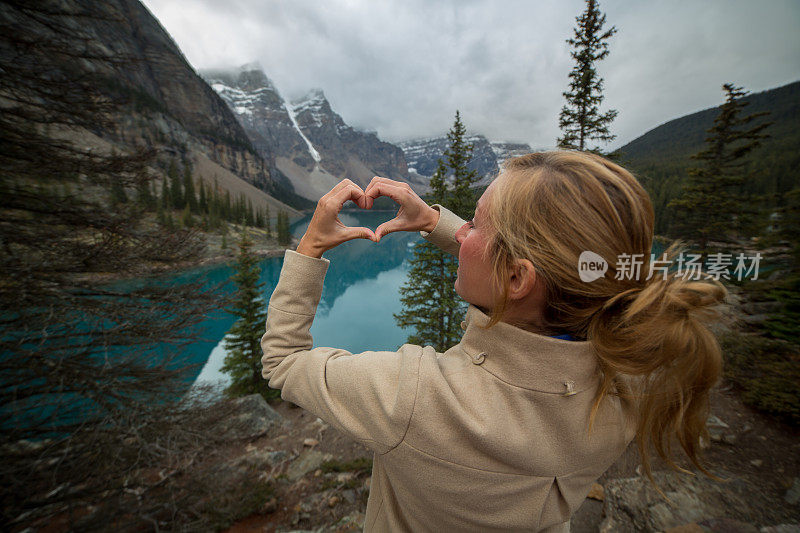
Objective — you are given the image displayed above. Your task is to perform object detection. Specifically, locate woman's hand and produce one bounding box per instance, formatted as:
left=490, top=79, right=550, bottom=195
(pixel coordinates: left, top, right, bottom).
left=296, top=179, right=377, bottom=259
left=364, top=177, right=440, bottom=241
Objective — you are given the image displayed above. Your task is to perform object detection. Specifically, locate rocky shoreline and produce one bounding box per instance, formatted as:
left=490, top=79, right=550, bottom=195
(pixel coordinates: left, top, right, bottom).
left=79, top=228, right=296, bottom=285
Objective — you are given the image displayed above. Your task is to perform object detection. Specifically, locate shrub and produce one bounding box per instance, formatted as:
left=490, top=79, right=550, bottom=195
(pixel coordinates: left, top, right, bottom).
left=720, top=331, right=800, bottom=425
left=320, top=457, right=373, bottom=474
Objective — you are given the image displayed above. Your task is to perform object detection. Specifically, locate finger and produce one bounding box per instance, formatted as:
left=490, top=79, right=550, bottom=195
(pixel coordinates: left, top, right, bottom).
left=322, top=179, right=358, bottom=204
left=364, top=176, right=389, bottom=196
left=373, top=220, right=388, bottom=241
left=343, top=226, right=376, bottom=242
left=365, top=182, right=407, bottom=204
left=375, top=214, right=412, bottom=240
left=362, top=186, right=373, bottom=210
left=329, top=183, right=366, bottom=211
left=332, top=178, right=357, bottom=193
left=365, top=176, right=410, bottom=197
left=363, top=179, right=380, bottom=209
left=364, top=176, right=382, bottom=197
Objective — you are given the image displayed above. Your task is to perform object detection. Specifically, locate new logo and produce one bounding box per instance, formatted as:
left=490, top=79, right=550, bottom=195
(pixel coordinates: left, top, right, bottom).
left=578, top=251, right=608, bottom=282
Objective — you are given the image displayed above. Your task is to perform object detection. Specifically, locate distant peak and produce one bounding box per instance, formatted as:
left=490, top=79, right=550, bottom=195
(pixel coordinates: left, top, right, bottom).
left=234, top=65, right=276, bottom=92
left=236, top=63, right=274, bottom=86
left=292, top=88, right=326, bottom=105
left=201, top=63, right=277, bottom=93
left=238, top=61, right=264, bottom=72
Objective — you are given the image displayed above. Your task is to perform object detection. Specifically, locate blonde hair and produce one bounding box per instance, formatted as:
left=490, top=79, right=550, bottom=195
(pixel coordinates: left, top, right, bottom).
left=483, top=151, right=727, bottom=491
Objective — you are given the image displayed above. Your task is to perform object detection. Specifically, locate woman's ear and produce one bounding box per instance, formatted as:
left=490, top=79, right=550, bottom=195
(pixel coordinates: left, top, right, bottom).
left=507, top=259, right=538, bottom=300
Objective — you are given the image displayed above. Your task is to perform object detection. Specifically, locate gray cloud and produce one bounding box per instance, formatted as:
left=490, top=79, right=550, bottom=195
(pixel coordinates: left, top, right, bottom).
left=142, top=0, right=800, bottom=149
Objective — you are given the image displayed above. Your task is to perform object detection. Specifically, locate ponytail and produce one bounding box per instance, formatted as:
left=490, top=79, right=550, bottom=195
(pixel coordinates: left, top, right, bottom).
left=587, top=242, right=728, bottom=493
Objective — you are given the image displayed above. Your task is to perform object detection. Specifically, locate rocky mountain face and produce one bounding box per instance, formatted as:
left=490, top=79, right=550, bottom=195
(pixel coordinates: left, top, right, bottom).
left=202, top=68, right=314, bottom=194
left=13, top=0, right=302, bottom=212
left=399, top=136, right=533, bottom=186
left=203, top=67, right=415, bottom=201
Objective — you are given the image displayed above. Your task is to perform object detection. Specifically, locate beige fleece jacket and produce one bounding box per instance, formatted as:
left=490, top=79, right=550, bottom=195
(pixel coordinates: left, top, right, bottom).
left=261, top=205, right=637, bottom=532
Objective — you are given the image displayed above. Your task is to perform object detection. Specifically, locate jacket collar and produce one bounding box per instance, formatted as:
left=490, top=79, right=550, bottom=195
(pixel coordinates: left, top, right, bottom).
left=457, top=305, right=601, bottom=394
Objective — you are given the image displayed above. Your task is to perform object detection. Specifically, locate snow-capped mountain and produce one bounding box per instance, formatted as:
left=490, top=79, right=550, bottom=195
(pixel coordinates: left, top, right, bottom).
left=202, top=66, right=413, bottom=201
left=400, top=135, right=532, bottom=186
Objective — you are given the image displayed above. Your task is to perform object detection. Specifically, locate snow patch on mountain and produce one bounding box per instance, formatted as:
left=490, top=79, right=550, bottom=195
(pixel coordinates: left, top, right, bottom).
left=283, top=101, right=321, bottom=163
left=291, top=90, right=328, bottom=129
left=210, top=82, right=261, bottom=116
left=292, top=89, right=325, bottom=111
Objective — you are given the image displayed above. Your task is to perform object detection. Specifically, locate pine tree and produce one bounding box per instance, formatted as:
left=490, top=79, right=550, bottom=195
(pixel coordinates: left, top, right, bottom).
left=160, top=176, right=170, bottom=211
left=234, top=194, right=243, bottom=224
left=265, top=205, right=271, bottom=236
left=394, top=161, right=461, bottom=351
left=394, top=112, right=479, bottom=351
left=224, top=190, right=232, bottom=220
left=183, top=165, right=197, bottom=212
left=276, top=211, right=292, bottom=246
left=245, top=198, right=254, bottom=226
left=779, top=187, right=800, bottom=260
left=209, top=208, right=220, bottom=231
left=198, top=179, right=208, bottom=213
left=761, top=186, right=800, bottom=344
left=110, top=178, right=127, bottom=205
left=180, top=204, right=193, bottom=228
left=150, top=178, right=158, bottom=208
left=668, top=83, right=772, bottom=256
left=221, top=231, right=275, bottom=400
left=168, top=159, right=183, bottom=209
left=135, top=176, right=154, bottom=210
left=210, top=180, right=220, bottom=223
left=446, top=110, right=480, bottom=219
left=156, top=195, right=165, bottom=225
left=557, top=0, right=618, bottom=152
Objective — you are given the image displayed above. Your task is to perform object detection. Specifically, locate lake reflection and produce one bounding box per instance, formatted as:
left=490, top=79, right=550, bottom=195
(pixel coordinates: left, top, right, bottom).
left=193, top=210, right=421, bottom=389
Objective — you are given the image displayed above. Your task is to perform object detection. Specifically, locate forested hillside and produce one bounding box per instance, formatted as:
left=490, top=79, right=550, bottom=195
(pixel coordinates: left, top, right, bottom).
left=617, top=81, right=800, bottom=235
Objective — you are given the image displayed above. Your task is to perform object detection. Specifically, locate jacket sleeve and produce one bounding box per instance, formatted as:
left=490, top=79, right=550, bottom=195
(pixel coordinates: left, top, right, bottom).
left=261, top=250, right=422, bottom=454
left=419, top=204, right=465, bottom=257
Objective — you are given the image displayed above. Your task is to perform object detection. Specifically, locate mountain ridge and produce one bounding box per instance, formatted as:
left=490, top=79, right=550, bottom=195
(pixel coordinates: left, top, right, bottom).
left=400, top=135, right=533, bottom=186
left=617, top=80, right=800, bottom=234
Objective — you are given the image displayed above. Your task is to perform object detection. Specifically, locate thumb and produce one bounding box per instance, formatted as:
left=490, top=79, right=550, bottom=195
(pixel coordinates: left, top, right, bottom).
left=347, top=226, right=376, bottom=242
left=375, top=219, right=403, bottom=242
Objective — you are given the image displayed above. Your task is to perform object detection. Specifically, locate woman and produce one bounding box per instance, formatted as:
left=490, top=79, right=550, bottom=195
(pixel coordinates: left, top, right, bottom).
left=261, top=151, right=727, bottom=532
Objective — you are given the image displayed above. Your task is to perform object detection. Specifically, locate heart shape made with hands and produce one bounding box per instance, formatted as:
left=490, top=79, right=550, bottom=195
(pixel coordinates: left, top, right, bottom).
left=338, top=178, right=435, bottom=241
left=361, top=177, right=438, bottom=242
left=300, top=177, right=438, bottom=257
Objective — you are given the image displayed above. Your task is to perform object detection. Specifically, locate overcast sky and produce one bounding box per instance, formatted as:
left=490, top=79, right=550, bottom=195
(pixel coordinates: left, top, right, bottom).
left=141, top=0, right=800, bottom=150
